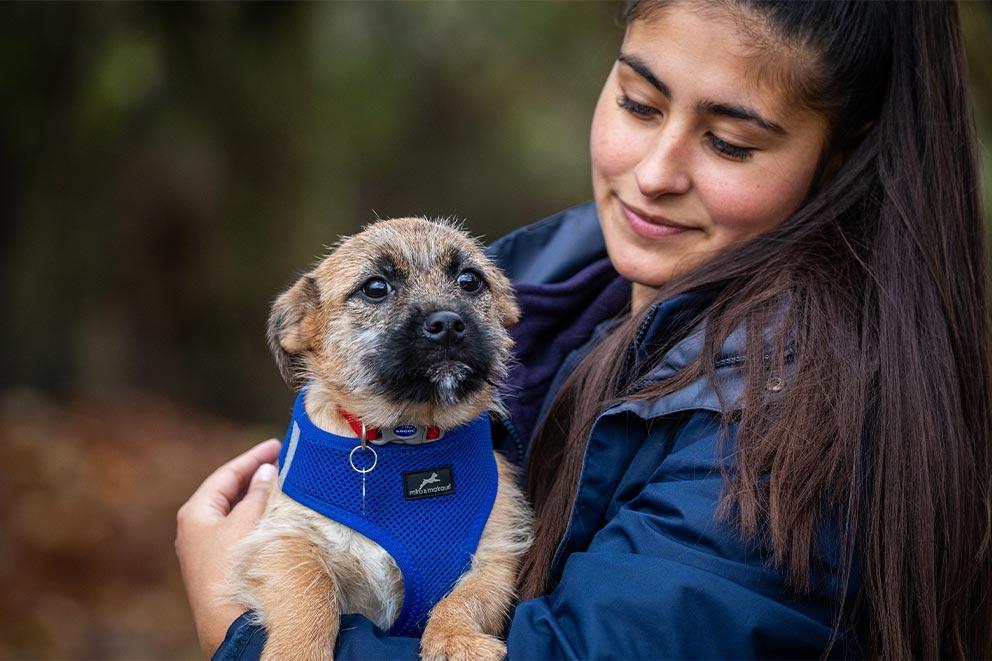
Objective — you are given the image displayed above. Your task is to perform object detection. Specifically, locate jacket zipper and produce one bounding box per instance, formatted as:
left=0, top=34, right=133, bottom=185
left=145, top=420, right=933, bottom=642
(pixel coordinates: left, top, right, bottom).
left=626, top=301, right=661, bottom=379
left=501, top=413, right=525, bottom=467
left=490, top=408, right=527, bottom=468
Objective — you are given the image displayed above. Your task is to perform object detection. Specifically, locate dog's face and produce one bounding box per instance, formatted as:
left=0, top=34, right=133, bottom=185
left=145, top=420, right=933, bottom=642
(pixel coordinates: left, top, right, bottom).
left=268, top=218, right=519, bottom=429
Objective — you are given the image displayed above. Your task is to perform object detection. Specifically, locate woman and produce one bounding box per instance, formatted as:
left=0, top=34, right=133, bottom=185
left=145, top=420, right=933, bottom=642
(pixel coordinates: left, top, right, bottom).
left=176, top=0, right=992, bottom=657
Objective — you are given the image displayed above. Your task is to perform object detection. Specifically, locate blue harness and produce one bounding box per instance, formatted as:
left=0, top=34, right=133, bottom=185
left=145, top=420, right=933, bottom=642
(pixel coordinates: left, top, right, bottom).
left=276, top=391, right=499, bottom=637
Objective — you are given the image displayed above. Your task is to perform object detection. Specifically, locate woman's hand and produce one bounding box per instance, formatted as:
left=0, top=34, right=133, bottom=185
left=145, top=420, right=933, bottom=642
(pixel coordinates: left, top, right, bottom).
left=176, top=439, right=281, bottom=656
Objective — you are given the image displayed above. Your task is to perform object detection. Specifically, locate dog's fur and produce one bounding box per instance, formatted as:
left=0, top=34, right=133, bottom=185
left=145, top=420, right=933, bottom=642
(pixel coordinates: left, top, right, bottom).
left=226, top=218, right=533, bottom=660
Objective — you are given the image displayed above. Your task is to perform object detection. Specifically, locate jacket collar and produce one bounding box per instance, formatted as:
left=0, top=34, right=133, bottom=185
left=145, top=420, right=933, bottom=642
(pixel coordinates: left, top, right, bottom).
left=612, top=292, right=795, bottom=421
left=614, top=298, right=748, bottom=420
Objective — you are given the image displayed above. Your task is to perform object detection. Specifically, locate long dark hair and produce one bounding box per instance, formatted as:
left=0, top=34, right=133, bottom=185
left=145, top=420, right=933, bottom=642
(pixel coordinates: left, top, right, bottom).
left=518, top=1, right=992, bottom=658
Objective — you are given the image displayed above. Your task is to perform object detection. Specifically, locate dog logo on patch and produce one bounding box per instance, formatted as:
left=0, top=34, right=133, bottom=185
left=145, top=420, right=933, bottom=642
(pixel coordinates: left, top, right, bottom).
left=404, top=466, right=454, bottom=499
left=418, top=473, right=440, bottom=490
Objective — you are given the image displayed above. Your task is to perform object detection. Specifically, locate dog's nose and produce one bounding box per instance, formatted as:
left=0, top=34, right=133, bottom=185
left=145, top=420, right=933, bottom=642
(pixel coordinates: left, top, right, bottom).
left=423, top=311, right=466, bottom=343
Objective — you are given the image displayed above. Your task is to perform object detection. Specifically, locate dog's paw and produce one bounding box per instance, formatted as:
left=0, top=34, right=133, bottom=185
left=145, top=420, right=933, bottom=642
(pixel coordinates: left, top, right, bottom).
left=420, top=627, right=506, bottom=661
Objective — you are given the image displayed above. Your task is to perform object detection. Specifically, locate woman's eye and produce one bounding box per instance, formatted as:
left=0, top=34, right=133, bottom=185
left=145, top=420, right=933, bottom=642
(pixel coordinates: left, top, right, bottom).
left=617, top=94, right=658, bottom=119
left=360, top=277, right=391, bottom=301
left=457, top=269, right=484, bottom=293
left=706, top=133, right=753, bottom=162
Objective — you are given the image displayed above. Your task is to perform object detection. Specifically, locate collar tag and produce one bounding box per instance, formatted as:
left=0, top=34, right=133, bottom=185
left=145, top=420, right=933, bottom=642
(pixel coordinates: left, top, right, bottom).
left=339, top=408, right=443, bottom=445
left=371, top=425, right=445, bottom=446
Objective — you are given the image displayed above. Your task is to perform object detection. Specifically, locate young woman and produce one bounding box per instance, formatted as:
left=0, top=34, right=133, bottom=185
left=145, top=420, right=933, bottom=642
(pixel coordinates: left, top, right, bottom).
left=177, top=1, right=992, bottom=657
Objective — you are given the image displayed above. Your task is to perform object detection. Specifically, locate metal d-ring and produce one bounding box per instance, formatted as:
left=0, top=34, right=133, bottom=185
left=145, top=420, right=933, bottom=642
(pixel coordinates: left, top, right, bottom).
left=349, top=443, right=378, bottom=474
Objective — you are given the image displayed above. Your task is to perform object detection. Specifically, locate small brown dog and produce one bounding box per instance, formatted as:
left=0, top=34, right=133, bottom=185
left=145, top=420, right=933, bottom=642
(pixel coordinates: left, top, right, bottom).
left=226, top=218, right=533, bottom=660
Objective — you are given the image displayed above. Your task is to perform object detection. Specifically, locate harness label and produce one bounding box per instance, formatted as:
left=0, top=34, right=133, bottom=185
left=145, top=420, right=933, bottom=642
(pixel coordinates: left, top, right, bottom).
left=404, top=466, right=454, bottom=499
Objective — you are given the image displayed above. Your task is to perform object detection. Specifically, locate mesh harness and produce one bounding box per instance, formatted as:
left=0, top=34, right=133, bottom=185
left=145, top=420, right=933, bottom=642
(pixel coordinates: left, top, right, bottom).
left=276, top=390, right=499, bottom=637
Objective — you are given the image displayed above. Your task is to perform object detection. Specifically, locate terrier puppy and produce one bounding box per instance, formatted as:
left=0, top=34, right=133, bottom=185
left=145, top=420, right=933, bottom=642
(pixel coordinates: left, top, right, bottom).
left=227, top=218, right=533, bottom=661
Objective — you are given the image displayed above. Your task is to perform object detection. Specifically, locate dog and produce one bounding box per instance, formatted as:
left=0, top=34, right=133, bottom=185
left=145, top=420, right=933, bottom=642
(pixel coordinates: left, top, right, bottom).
left=226, top=217, right=533, bottom=661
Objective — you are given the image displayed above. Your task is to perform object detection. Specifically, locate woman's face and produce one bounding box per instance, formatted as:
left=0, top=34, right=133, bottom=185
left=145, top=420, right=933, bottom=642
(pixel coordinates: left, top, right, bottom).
left=591, top=4, right=829, bottom=309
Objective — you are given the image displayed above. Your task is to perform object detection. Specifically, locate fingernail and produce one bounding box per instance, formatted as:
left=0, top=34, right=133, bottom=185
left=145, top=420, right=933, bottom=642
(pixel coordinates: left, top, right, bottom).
left=257, top=463, right=277, bottom=482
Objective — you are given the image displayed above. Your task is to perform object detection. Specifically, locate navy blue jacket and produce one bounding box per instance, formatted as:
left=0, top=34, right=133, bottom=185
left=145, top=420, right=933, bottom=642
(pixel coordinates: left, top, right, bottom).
left=215, top=203, right=856, bottom=659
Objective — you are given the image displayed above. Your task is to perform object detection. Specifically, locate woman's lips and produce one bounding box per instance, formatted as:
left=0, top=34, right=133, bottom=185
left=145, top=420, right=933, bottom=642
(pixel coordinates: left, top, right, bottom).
left=620, top=201, right=694, bottom=239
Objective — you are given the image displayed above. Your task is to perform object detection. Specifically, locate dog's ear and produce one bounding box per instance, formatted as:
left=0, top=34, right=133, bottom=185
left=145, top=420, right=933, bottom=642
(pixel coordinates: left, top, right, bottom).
left=267, top=274, right=320, bottom=389
left=486, top=267, right=521, bottom=327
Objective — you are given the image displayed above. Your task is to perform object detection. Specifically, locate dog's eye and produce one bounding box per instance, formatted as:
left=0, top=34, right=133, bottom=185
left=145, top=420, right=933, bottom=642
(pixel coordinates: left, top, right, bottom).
left=360, top=277, right=392, bottom=301
left=457, top=269, right=484, bottom=293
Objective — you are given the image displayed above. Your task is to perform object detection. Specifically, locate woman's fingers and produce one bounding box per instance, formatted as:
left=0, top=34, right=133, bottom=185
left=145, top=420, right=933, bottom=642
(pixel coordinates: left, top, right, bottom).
left=187, top=438, right=282, bottom=519
left=229, top=462, right=279, bottom=524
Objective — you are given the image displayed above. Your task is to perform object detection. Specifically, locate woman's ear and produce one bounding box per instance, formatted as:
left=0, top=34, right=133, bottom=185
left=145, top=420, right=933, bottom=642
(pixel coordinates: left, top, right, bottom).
left=267, top=275, right=320, bottom=389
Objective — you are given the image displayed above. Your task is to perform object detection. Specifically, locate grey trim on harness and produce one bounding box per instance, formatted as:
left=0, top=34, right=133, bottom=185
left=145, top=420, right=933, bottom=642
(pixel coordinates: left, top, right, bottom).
left=277, top=421, right=301, bottom=488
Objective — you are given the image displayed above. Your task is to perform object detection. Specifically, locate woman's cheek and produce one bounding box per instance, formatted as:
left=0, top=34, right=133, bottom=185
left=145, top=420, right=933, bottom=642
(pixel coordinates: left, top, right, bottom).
left=590, top=80, right=612, bottom=159
left=701, top=171, right=802, bottom=238
left=591, top=114, right=626, bottom=178
left=591, top=100, right=646, bottom=180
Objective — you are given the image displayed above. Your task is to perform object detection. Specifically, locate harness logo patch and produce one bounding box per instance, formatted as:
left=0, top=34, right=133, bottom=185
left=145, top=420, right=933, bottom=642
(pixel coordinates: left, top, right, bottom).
left=404, top=466, right=454, bottom=499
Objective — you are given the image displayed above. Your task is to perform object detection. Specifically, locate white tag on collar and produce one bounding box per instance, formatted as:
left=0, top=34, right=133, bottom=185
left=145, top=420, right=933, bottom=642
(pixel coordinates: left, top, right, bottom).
left=370, top=424, right=445, bottom=446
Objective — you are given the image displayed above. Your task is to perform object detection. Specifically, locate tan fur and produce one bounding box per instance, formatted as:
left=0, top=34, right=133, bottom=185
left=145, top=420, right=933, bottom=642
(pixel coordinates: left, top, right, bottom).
left=226, top=218, right=532, bottom=660
left=420, top=455, right=533, bottom=661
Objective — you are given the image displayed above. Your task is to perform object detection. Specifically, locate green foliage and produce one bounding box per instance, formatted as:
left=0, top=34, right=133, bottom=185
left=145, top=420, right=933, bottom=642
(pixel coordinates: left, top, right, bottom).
left=0, top=2, right=620, bottom=421
left=0, top=2, right=989, bottom=423
left=962, top=1, right=992, bottom=225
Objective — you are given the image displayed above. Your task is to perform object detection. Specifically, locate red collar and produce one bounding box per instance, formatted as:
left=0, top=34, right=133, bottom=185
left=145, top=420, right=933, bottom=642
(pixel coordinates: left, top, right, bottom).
left=338, top=410, right=441, bottom=442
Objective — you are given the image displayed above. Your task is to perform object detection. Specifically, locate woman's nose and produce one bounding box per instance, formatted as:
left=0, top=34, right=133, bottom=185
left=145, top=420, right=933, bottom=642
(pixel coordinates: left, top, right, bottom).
left=634, top=128, right=692, bottom=198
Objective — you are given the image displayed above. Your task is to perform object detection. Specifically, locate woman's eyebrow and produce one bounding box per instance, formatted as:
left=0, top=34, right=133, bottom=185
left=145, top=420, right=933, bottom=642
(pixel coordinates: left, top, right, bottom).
left=618, top=52, right=671, bottom=99
left=698, top=100, right=787, bottom=135
left=617, top=52, right=787, bottom=136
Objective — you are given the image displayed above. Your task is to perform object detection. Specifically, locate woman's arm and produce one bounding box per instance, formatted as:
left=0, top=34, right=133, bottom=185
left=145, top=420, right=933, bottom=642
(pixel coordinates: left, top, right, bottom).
left=175, top=439, right=281, bottom=656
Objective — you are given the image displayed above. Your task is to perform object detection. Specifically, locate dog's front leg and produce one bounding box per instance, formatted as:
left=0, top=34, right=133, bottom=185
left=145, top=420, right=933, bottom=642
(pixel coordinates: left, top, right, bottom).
left=421, top=456, right=533, bottom=661
left=254, top=535, right=341, bottom=661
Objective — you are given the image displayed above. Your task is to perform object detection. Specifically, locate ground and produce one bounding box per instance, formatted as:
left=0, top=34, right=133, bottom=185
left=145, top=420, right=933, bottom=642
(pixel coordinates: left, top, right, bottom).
left=0, top=388, right=279, bottom=659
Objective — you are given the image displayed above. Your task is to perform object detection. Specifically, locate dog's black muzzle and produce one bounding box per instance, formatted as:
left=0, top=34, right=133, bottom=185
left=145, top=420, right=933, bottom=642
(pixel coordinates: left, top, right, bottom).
left=371, top=302, right=496, bottom=404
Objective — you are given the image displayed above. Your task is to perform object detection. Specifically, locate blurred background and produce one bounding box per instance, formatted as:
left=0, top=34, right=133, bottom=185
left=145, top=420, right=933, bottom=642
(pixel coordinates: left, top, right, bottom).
left=1, top=2, right=990, bottom=658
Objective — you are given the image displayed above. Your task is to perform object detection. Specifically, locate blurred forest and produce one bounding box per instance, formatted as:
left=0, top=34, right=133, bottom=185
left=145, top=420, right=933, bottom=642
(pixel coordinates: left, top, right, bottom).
left=1, top=2, right=991, bottom=658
